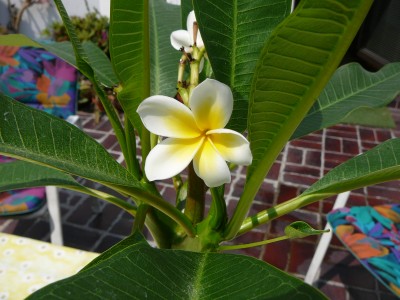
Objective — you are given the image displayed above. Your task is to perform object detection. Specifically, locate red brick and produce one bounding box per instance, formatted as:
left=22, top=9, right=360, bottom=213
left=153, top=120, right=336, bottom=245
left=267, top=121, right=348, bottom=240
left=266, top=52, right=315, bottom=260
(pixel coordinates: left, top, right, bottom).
left=277, top=184, right=300, bottom=204
left=331, top=124, right=357, bottom=132
left=288, top=240, right=316, bottom=274
left=254, top=181, right=275, bottom=203
left=376, top=129, right=392, bottom=142
left=361, top=141, right=379, bottom=151
left=266, top=162, right=281, bottom=180
left=305, top=150, right=322, bottom=167
left=232, top=231, right=265, bottom=258
left=262, top=239, right=291, bottom=270
left=284, top=164, right=321, bottom=177
left=346, top=193, right=367, bottom=207
left=283, top=174, right=317, bottom=187
left=325, top=137, right=342, bottom=153
left=367, top=185, right=400, bottom=201
left=342, top=139, right=360, bottom=155
left=290, top=139, right=322, bottom=150
left=326, top=128, right=358, bottom=139
left=359, top=128, right=376, bottom=141
left=300, top=133, right=322, bottom=142
left=286, top=147, right=304, bottom=164
left=324, top=152, right=353, bottom=162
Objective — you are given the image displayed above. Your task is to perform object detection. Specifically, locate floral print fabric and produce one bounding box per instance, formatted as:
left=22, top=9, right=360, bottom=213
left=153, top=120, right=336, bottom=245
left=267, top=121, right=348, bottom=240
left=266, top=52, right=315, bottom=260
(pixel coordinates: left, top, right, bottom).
left=0, top=155, right=46, bottom=216
left=328, top=205, right=400, bottom=296
left=0, top=46, right=78, bottom=119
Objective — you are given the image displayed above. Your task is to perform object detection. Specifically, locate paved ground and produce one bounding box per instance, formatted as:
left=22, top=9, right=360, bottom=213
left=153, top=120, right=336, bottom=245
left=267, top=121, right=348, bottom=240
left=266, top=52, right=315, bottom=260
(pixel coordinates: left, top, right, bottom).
left=2, top=98, right=400, bottom=299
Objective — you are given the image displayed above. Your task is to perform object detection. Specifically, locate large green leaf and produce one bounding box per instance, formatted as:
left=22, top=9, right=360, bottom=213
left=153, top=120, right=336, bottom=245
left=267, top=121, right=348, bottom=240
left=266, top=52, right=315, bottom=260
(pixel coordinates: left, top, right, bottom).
left=240, top=138, right=400, bottom=234
left=0, top=33, right=41, bottom=47
left=303, top=138, right=400, bottom=198
left=0, top=94, right=135, bottom=189
left=292, top=62, right=400, bottom=139
left=52, top=0, right=128, bottom=159
left=0, top=160, right=138, bottom=214
left=0, top=160, right=82, bottom=192
left=225, top=0, right=373, bottom=239
left=0, top=95, right=194, bottom=234
left=109, top=0, right=150, bottom=134
left=46, top=41, right=118, bottom=88
left=0, top=35, right=118, bottom=88
left=29, top=234, right=326, bottom=299
left=149, top=0, right=181, bottom=97
left=341, top=106, right=395, bottom=128
left=193, top=0, right=292, bottom=132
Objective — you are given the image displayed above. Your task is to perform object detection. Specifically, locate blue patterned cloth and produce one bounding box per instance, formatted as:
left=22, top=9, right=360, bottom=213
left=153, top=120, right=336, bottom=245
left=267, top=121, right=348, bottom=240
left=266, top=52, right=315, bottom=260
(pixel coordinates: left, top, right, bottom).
left=328, top=205, right=400, bottom=297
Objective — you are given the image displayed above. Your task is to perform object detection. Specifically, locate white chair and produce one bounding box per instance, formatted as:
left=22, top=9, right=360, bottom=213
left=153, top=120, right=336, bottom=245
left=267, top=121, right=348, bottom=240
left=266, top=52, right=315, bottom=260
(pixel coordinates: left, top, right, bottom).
left=304, top=191, right=351, bottom=285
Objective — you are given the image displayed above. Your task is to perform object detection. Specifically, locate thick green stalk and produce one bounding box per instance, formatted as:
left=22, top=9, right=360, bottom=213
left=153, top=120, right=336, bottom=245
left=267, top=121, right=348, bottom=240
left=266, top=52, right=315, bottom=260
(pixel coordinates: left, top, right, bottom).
left=238, top=193, right=333, bottom=236
left=208, top=187, right=227, bottom=230
left=112, top=184, right=196, bottom=237
left=132, top=203, right=150, bottom=232
left=185, top=163, right=205, bottom=224
left=124, top=117, right=141, bottom=179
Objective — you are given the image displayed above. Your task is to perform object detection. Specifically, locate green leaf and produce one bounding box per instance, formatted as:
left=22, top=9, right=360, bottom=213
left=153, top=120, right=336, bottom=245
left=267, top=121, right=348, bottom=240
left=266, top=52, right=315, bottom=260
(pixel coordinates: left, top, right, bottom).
left=48, top=41, right=118, bottom=88
left=109, top=0, right=150, bottom=134
left=29, top=236, right=326, bottom=300
left=52, top=0, right=128, bottom=160
left=0, top=95, right=195, bottom=235
left=292, top=62, right=400, bottom=139
left=0, top=160, right=82, bottom=192
left=150, top=0, right=181, bottom=97
left=226, top=0, right=373, bottom=240
left=284, top=221, right=328, bottom=239
left=341, top=106, right=395, bottom=128
left=302, top=138, right=400, bottom=199
left=0, top=35, right=118, bottom=88
left=0, top=160, right=138, bottom=215
left=193, top=0, right=292, bottom=133
left=0, top=33, right=41, bottom=47
left=0, top=94, right=137, bottom=190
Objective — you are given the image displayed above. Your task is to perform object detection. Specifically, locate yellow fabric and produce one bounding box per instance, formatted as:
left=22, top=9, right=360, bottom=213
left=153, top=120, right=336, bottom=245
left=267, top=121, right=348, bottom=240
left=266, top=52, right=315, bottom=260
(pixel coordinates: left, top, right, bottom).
left=0, top=233, right=99, bottom=299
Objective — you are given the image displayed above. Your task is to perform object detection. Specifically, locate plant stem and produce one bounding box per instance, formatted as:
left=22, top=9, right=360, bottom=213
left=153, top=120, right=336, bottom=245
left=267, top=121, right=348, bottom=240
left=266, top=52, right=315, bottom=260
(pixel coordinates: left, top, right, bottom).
left=114, top=184, right=196, bottom=237
left=218, top=235, right=289, bottom=251
left=132, top=203, right=149, bottom=233
left=124, top=117, right=141, bottom=179
left=185, top=163, right=205, bottom=224
left=65, top=185, right=137, bottom=217
left=208, top=187, right=227, bottom=230
left=237, top=193, right=333, bottom=236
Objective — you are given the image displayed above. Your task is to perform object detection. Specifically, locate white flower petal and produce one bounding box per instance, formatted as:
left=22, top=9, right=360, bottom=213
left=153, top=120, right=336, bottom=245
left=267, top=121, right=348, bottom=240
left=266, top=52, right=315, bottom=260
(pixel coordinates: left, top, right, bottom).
left=145, top=137, right=204, bottom=181
left=207, top=129, right=252, bottom=165
left=137, top=95, right=201, bottom=138
left=189, top=79, right=233, bottom=131
left=170, top=29, right=192, bottom=51
left=187, top=11, right=204, bottom=48
left=187, top=11, right=196, bottom=43
left=193, top=139, right=231, bottom=187
left=195, top=30, right=204, bottom=48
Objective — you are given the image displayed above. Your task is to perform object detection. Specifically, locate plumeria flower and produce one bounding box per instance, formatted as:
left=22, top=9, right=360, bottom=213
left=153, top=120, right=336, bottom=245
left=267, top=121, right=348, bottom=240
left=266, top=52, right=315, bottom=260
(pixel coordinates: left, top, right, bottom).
left=170, top=10, right=204, bottom=52
left=137, top=79, right=252, bottom=187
